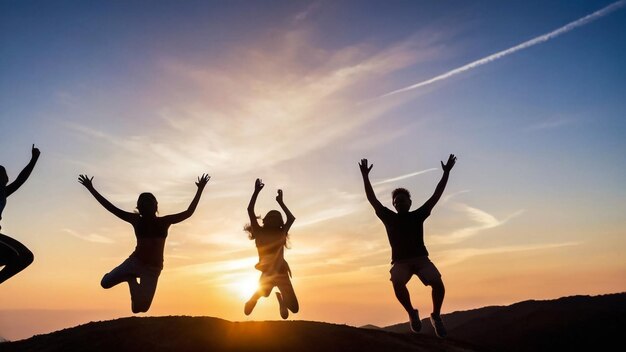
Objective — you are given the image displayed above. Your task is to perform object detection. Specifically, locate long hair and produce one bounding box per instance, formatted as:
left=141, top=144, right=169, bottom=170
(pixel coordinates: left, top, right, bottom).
left=244, top=210, right=290, bottom=248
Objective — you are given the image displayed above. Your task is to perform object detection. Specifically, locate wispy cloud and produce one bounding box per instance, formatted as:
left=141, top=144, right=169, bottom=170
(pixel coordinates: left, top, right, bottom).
left=432, top=204, right=524, bottom=244
left=373, top=168, right=438, bottom=185
left=441, top=189, right=471, bottom=203
left=57, top=28, right=449, bottom=213
left=293, top=1, right=322, bottom=23
left=527, top=116, right=579, bottom=131
left=380, top=0, right=626, bottom=98
left=436, top=241, right=581, bottom=267
left=60, top=30, right=443, bottom=180
left=62, top=228, right=114, bottom=244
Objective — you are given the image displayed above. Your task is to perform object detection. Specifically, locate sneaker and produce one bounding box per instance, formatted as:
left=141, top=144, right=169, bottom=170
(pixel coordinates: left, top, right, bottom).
left=276, top=292, right=289, bottom=319
left=244, top=299, right=257, bottom=316
left=408, top=309, right=421, bottom=333
left=430, top=313, right=447, bottom=338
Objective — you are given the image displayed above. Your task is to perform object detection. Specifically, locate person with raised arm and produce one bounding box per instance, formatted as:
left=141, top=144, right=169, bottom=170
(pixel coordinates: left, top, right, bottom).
left=359, top=154, right=457, bottom=338
left=78, top=173, right=210, bottom=313
left=0, top=145, right=40, bottom=284
left=244, top=178, right=298, bottom=319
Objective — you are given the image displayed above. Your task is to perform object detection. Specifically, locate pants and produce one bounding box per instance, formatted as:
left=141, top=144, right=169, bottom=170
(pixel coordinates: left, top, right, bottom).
left=101, top=256, right=161, bottom=313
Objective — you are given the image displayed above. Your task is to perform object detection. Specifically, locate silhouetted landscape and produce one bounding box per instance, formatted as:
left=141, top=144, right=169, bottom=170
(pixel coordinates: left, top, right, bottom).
left=1, top=293, right=624, bottom=352
left=0, top=317, right=479, bottom=352
left=382, top=292, right=626, bottom=352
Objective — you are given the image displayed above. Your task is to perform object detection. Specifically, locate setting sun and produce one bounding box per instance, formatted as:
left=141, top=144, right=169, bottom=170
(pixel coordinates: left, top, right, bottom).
left=229, top=273, right=261, bottom=300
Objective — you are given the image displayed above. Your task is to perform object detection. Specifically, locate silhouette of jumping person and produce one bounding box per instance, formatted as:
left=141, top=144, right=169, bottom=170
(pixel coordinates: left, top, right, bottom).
left=359, top=155, right=457, bottom=338
left=0, top=145, right=40, bottom=285
left=78, top=173, right=210, bottom=313
left=244, top=178, right=299, bottom=319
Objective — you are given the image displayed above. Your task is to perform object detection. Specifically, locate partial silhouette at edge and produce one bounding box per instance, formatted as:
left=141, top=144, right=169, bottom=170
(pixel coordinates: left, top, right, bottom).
left=78, top=173, right=210, bottom=313
left=0, top=145, right=40, bottom=285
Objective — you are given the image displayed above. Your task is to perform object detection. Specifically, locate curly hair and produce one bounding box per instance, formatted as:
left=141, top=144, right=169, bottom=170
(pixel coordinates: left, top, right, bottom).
left=391, top=187, right=411, bottom=201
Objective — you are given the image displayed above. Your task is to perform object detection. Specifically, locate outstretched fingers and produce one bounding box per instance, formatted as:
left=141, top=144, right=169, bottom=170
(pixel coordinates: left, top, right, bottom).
left=359, top=158, right=373, bottom=174
left=196, top=173, right=211, bottom=187
left=441, top=154, right=457, bottom=171
left=77, top=174, right=94, bottom=188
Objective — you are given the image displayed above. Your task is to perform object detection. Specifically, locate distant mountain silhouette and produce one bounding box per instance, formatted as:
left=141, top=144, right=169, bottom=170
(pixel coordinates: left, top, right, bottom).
left=384, top=292, right=626, bottom=352
left=359, top=324, right=383, bottom=330
left=0, top=316, right=481, bottom=352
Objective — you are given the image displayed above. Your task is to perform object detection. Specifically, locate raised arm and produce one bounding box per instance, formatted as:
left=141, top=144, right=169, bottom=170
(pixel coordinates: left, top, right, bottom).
left=162, top=174, right=210, bottom=225
left=421, top=154, right=457, bottom=213
left=359, top=158, right=384, bottom=211
left=78, top=175, right=136, bottom=223
left=276, top=189, right=295, bottom=232
left=247, top=178, right=264, bottom=230
left=6, top=145, right=41, bottom=197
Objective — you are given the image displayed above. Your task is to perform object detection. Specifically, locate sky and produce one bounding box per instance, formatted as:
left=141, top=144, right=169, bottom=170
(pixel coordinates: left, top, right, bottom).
left=1, top=0, right=625, bottom=341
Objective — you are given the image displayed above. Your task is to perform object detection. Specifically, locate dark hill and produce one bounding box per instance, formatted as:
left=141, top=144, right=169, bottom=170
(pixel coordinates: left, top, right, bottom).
left=0, top=316, right=482, bottom=352
left=384, top=292, right=626, bottom=352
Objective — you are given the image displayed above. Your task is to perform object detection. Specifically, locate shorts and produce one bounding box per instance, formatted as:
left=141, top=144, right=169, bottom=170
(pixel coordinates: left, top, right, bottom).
left=257, top=270, right=293, bottom=297
left=390, top=256, right=441, bottom=286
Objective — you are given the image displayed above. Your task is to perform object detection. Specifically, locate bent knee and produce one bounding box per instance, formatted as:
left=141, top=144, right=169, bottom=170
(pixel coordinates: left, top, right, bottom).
left=17, top=248, right=34, bottom=268
left=100, top=275, right=113, bottom=289
left=428, top=277, right=445, bottom=289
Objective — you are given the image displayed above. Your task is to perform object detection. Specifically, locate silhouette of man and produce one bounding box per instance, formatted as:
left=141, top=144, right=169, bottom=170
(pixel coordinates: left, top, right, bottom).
left=359, top=154, right=456, bottom=338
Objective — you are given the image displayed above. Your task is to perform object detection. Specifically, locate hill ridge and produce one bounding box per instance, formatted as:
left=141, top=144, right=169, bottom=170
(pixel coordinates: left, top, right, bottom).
left=0, top=315, right=480, bottom=352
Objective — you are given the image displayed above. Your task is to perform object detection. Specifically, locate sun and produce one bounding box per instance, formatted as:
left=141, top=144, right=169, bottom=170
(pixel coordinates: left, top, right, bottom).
left=230, top=273, right=260, bottom=300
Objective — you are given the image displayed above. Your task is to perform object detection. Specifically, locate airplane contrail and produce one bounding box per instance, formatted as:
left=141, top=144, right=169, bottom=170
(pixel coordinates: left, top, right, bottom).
left=373, top=168, right=438, bottom=185
left=380, top=1, right=626, bottom=98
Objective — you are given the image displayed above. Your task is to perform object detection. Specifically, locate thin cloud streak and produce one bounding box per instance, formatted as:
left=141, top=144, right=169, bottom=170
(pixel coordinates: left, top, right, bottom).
left=436, top=241, right=582, bottom=267
left=432, top=204, right=525, bottom=244
left=380, top=0, right=626, bottom=98
left=373, top=168, right=438, bottom=185
left=62, top=228, right=114, bottom=244
left=527, top=116, right=579, bottom=131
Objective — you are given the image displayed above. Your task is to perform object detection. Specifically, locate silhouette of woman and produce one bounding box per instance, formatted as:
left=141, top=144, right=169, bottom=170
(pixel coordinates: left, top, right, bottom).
left=0, top=145, right=40, bottom=285
left=78, top=173, right=210, bottom=313
left=244, top=178, right=299, bottom=319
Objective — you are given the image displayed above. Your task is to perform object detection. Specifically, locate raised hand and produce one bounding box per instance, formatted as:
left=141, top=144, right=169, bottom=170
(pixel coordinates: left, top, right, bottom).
left=196, top=173, right=210, bottom=189
left=441, top=154, right=457, bottom=172
left=78, top=174, right=94, bottom=189
left=276, top=189, right=283, bottom=203
left=254, top=178, right=265, bottom=192
left=31, top=144, right=41, bottom=159
left=359, top=158, right=373, bottom=176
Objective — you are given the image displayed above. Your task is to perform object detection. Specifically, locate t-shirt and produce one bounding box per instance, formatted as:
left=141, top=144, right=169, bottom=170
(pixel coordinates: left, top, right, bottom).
left=129, top=216, right=171, bottom=269
left=375, top=205, right=431, bottom=263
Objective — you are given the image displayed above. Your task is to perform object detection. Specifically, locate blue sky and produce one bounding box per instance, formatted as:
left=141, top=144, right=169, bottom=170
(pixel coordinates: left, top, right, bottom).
left=1, top=0, right=625, bottom=340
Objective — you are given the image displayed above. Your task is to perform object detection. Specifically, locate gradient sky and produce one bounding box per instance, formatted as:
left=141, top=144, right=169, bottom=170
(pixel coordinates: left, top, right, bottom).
left=1, top=0, right=625, bottom=341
